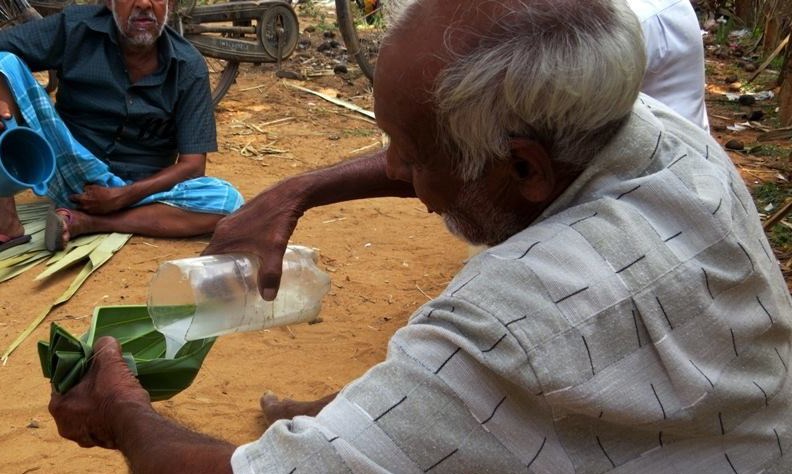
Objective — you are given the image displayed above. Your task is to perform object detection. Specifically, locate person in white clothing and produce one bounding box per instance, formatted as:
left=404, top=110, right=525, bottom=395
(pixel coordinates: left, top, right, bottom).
left=629, top=0, right=710, bottom=131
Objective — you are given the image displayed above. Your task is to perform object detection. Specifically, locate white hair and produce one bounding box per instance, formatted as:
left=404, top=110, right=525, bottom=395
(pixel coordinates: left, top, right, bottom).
left=385, top=0, right=647, bottom=181
left=382, top=0, right=420, bottom=27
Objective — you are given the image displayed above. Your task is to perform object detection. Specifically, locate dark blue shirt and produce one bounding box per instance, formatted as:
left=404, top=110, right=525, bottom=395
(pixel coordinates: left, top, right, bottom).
left=0, top=5, right=217, bottom=181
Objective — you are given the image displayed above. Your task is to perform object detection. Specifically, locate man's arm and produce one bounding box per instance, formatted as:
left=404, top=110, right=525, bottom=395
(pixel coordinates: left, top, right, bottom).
left=203, top=149, right=416, bottom=300
left=0, top=12, right=66, bottom=71
left=49, top=337, right=235, bottom=474
left=69, top=153, right=207, bottom=214
left=112, top=405, right=235, bottom=474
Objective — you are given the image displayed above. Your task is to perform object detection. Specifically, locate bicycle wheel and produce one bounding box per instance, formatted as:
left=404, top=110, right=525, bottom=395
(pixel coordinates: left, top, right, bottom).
left=171, top=11, right=240, bottom=108
left=335, top=0, right=375, bottom=82
left=258, top=3, right=298, bottom=60
left=205, top=57, right=239, bottom=108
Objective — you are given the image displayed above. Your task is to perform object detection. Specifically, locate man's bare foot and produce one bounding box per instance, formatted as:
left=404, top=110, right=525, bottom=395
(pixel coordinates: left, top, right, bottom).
left=56, top=208, right=75, bottom=244
left=45, top=207, right=90, bottom=251
left=259, top=391, right=338, bottom=424
left=0, top=197, right=24, bottom=240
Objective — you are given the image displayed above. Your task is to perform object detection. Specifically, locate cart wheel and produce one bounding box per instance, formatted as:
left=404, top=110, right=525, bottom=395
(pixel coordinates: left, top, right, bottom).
left=258, top=4, right=298, bottom=60
left=205, top=58, right=240, bottom=108
left=335, top=0, right=374, bottom=82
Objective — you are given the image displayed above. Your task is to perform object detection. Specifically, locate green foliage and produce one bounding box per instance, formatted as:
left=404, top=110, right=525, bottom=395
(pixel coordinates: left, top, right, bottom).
left=298, top=0, right=319, bottom=16
left=751, top=144, right=786, bottom=157
left=357, top=9, right=385, bottom=29
left=714, top=17, right=736, bottom=45
left=753, top=181, right=787, bottom=207
left=770, top=54, right=785, bottom=71
left=752, top=181, right=792, bottom=251
left=298, top=0, right=335, bottom=31
left=768, top=224, right=792, bottom=248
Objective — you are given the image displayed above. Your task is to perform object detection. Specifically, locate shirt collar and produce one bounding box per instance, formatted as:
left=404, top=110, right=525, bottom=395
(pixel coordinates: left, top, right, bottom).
left=536, top=93, right=672, bottom=222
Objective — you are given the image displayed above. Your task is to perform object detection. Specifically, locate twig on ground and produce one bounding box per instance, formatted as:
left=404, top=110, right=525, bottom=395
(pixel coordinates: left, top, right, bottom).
left=260, top=117, right=295, bottom=127
left=415, top=285, right=433, bottom=301
left=349, top=142, right=382, bottom=155
left=763, top=198, right=792, bottom=231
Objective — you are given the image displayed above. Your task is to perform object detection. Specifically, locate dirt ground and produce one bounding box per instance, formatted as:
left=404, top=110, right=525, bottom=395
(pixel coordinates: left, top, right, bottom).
left=0, top=11, right=790, bottom=474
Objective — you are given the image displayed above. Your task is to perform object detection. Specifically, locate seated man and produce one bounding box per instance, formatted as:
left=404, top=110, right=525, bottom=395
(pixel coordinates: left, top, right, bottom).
left=50, top=0, right=792, bottom=472
left=0, top=0, right=243, bottom=252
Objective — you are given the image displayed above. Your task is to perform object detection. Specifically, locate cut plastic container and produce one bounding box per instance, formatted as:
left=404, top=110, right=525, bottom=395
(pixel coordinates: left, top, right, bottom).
left=148, top=245, right=331, bottom=357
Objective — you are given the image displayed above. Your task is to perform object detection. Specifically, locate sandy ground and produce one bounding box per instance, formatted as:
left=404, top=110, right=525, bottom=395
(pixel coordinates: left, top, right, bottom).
left=0, top=61, right=467, bottom=472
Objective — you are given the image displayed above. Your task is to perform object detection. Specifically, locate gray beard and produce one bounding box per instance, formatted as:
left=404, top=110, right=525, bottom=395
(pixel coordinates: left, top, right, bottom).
left=112, top=1, right=168, bottom=48
left=441, top=179, right=528, bottom=247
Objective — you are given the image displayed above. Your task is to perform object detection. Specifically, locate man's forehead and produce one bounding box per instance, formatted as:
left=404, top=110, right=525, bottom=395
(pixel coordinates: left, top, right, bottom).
left=375, top=0, right=514, bottom=120
left=378, top=0, right=519, bottom=85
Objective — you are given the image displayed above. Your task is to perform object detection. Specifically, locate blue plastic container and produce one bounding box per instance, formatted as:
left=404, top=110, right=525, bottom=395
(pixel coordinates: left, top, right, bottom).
left=0, top=117, right=55, bottom=197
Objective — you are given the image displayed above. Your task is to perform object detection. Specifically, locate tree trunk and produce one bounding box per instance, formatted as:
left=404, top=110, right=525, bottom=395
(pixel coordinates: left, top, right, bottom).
left=764, top=15, right=780, bottom=55
left=735, top=0, right=756, bottom=28
left=780, top=49, right=792, bottom=126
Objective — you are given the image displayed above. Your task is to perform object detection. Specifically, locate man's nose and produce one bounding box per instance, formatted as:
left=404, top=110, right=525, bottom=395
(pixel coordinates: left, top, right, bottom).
left=134, top=0, right=153, bottom=11
left=385, top=152, right=412, bottom=183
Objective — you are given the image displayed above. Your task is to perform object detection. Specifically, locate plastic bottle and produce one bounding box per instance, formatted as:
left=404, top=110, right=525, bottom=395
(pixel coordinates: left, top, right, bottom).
left=147, top=245, right=331, bottom=358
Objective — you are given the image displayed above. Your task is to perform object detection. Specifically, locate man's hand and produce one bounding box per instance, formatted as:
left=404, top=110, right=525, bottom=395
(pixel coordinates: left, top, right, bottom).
left=203, top=151, right=415, bottom=301
left=203, top=179, right=304, bottom=301
left=70, top=184, right=130, bottom=215
left=49, top=336, right=152, bottom=449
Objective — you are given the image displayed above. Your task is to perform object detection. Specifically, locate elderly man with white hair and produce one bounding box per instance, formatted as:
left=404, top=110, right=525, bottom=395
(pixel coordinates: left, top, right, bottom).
left=51, top=0, right=791, bottom=473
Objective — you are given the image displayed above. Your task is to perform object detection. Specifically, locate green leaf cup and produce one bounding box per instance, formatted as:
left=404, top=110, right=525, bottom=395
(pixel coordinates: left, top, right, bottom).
left=38, top=305, right=215, bottom=401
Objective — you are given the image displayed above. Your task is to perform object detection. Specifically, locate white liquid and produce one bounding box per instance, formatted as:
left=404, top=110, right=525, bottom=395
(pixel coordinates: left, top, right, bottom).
left=158, top=318, right=191, bottom=359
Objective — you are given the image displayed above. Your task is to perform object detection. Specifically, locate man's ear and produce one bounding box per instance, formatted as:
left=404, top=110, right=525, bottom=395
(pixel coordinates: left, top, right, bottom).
left=509, top=138, right=555, bottom=203
left=105, top=0, right=112, bottom=10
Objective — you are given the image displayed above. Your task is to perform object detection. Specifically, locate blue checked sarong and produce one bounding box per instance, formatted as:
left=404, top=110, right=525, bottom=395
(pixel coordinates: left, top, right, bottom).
left=0, top=52, right=243, bottom=214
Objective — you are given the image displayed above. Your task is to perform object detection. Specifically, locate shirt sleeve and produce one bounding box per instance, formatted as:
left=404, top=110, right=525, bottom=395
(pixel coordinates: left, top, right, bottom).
left=230, top=296, right=550, bottom=473
left=174, top=59, right=217, bottom=155
left=0, top=12, right=66, bottom=71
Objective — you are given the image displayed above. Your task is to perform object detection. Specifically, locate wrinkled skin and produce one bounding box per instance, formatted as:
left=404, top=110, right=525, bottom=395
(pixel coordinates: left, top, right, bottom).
left=48, top=337, right=151, bottom=449
left=203, top=178, right=305, bottom=301
left=203, top=151, right=415, bottom=300
left=49, top=337, right=236, bottom=473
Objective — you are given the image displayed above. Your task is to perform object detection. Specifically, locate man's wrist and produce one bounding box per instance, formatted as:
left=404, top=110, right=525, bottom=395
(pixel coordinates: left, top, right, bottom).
left=279, top=173, right=313, bottom=215
left=109, top=399, right=160, bottom=451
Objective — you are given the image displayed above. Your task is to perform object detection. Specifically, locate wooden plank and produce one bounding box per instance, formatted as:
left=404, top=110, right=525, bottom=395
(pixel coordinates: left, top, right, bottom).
left=748, top=33, right=790, bottom=84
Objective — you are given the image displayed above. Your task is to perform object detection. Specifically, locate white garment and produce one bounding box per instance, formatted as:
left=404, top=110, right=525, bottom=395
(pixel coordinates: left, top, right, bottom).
left=629, top=0, right=710, bottom=131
